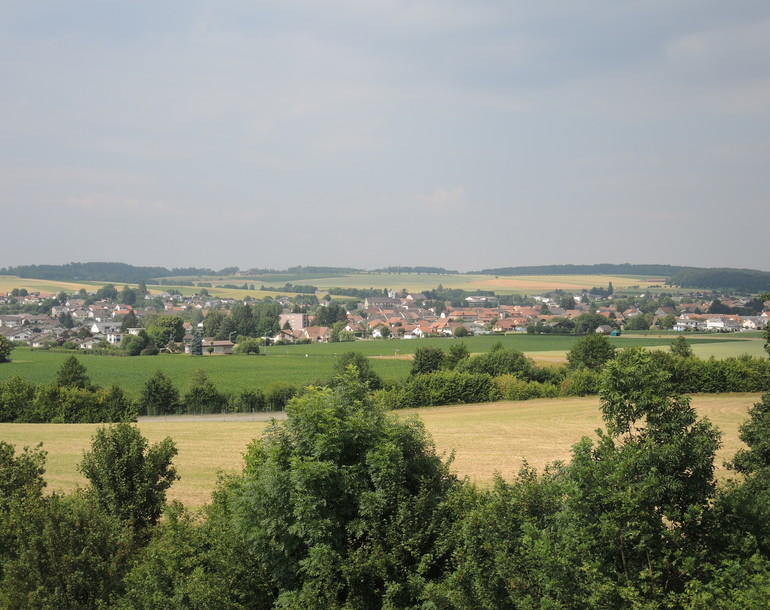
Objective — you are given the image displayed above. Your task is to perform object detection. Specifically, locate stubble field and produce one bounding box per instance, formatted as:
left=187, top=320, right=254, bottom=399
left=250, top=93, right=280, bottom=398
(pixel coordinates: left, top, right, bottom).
left=0, top=393, right=758, bottom=507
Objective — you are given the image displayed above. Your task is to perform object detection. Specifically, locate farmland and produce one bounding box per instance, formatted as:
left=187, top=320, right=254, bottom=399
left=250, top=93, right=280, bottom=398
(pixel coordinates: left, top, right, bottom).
left=1, top=334, right=764, bottom=396
left=1, top=271, right=671, bottom=300
left=0, top=393, right=758, bottom=507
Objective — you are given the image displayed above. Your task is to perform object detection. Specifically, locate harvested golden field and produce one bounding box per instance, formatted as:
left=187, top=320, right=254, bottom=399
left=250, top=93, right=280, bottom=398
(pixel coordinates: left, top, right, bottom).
left=0, top=393, right=759, bottom=507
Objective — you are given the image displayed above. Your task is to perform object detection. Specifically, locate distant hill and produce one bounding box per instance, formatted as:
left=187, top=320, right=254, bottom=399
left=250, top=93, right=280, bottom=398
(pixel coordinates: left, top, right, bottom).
left=473, top=263, right=687, bottom=277
left=667, top=267, right=770, bottom=293
left=0, top=262, right=214, bottom=284
left=2, top=262, right=769, bottom=294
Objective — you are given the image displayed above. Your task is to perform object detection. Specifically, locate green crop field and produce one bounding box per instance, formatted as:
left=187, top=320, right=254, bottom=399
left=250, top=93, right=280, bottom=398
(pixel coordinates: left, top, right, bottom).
left=0, top=393, right=758, bottom=507
left=1, top=334, right=764, bottom=396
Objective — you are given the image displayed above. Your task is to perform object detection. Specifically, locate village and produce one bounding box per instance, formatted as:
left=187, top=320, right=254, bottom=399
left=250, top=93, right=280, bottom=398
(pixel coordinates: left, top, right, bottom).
left=1, top=285, right=768, bottom=355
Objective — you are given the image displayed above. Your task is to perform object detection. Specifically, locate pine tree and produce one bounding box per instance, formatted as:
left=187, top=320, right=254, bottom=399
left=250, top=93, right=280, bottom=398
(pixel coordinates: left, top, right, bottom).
left=190, top=331, right=203, bottom=356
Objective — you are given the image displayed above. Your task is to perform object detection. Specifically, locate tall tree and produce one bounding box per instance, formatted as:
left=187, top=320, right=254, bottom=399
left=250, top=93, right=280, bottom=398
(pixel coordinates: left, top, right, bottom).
left=0, top=336, right=14, bottom=363
left=55, top=356, right=92, bottom=389
left=78, top=423, right=178, bottom=532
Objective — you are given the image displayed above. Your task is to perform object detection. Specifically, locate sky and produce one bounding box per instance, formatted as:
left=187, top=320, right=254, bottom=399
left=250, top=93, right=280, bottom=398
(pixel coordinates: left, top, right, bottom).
left=2, top=1, right=769, bottom=273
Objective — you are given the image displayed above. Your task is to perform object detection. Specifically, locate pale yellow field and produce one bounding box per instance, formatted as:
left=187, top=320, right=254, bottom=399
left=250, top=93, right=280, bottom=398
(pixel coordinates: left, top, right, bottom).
left=0, top=394, right=759, bottom=506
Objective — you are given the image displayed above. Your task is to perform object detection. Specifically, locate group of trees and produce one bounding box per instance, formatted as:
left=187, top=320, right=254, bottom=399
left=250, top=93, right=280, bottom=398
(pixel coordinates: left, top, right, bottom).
left=5, top=351, right=770, bottom=605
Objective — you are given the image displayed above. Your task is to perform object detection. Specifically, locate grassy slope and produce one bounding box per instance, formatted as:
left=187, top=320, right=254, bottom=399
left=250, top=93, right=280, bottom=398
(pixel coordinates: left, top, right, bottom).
left=1, top=393, right=758, bottom=507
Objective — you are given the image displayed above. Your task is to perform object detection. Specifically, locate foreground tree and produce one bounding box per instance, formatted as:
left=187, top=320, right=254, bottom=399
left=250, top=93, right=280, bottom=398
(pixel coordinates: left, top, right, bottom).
left=78, top=423, right=178, bottom=533
left=230, top=373, right=458, bottom=607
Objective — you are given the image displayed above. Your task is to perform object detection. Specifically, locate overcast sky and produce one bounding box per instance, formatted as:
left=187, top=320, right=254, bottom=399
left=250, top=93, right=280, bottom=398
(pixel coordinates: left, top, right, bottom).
left=2, top=1, right=769, bottom=272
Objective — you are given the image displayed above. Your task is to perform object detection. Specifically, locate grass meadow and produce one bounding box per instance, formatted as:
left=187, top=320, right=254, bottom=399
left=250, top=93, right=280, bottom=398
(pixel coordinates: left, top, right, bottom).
left=1, top=334, right=764, bottom=396
left=0, top=393, right=759, bottom=507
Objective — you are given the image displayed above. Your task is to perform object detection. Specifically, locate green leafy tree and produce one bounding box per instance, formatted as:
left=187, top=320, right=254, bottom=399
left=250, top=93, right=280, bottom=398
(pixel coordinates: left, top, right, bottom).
left=96, top=284, right=118, bottom=300
left=139, top=370, right=180, bottom=416
left=0, top=336, right=13, bottom=363
left=234, top=338, right=261, bottom=355
left=573, top=312, right=612, bottom=334
left=183, top=370, right=227, bottom=414
left=78, top=423, right=178, bottom=532
left=410, top=346, right=446, bottom=376
left=670, top=334, right=693, bottom=358
left=55, top=356, right=92, bottom=389
left=624, top=313, right=652, bottom=331
left=315, top=302, right=348, bottom=327
left=0, top=492, right=135, bottom=608
left=0, top=376, right=37, bottom=422
left=120, top=309, right=140, bottom=332
left=459, top=347, right=534, bottom=379
left=231, top=373, right=458, bottom=607
left=453, top=325, right=470, bottom=337
left=147, top=315, right=185, bottom=346
left=121, top=332, right=147, bottom=356
left=445, top=342, right=470, bottom=369
left=567, top=334, right=616, bottom=370
left=332, top=352, right=382, bottom=390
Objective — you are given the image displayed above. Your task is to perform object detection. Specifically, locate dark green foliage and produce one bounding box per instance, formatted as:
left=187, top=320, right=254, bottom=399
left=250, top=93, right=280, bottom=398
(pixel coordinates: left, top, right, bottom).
left=670, top=334, right=694, bottom=357
left=732, top=391, right=770, bottom=477
left=0, top=376, right=36, bottom=422
left=332, top=351, right=382, bottom=390
left=379, top=370, right=495, bottom=409
left=147, top=315, right=185, bottom=346
left=232, top=388, right=267, bottom=412
left=566, top=333, right=616, bottom=370
left=55, top=355, right=92, bottom=389
left=183, top=370, right=227, bottom=414
left=122, top=332, right=147, bottom=356
left=458, top=346, right=534, bottom=379
left=0, top=493, right=135, bottom=608
left=190, top=331, right=203, bottom=356
left=231, top=375, right=458, bottom=607
left=120, top=309, right=140, bottom=331
left=444, top=342, right=470, bottom=369
left=314, top=301, right=347, bottom=326
left=118, top=499, right=272, bottom=609
left=79, top=423, right=178, bottom=532
left=139, top=370, right=180, bottom=416
left=264, top=381, right=298, bottom=411
left=233, top=338, right=260, bottom=355
left=573, top=312, right=614, bottom=334
left=410, top=346, right=446, bottom=376
left=0, top=336, right=13, bottom=364
left=0, top=441, right=46, bottom=511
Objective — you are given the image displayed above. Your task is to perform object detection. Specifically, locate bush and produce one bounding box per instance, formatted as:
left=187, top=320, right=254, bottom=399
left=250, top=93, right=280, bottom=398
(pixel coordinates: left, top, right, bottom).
left=494, top=375, right=560, bottom=400
left=231, top=389, right=267, bottom=412
left=561, top=368, right=602, bottom=396
left=234, top=339, right=260, bottom=355
left=398, top=371, right=494, bottom=408
left=264, top=381, right=298, bottom=411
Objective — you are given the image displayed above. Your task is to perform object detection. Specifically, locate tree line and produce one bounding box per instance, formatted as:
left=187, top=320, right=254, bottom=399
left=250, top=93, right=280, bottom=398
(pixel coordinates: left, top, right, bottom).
left=5, top=334, right=768, bottom=423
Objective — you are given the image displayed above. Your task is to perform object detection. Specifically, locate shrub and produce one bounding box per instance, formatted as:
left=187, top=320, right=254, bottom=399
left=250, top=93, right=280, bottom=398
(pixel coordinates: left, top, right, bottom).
left=264, top=381, right=298, bottom=411
left=561, top=368, right=602, bottom=396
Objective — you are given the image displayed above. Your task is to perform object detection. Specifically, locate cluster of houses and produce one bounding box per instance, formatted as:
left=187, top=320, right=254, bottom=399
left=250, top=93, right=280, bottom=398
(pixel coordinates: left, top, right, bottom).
left=1, top=289, right=768, bottom=351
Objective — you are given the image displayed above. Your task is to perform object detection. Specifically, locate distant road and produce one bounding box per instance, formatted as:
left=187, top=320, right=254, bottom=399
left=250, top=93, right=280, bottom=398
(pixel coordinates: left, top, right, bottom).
left=138, top=412, right=288, bottom=423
